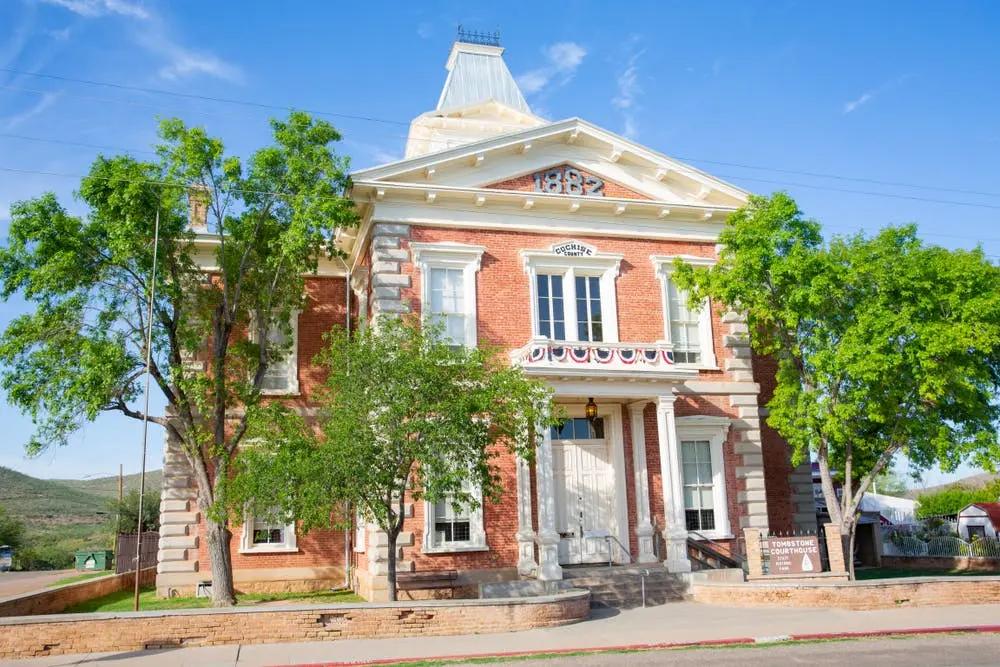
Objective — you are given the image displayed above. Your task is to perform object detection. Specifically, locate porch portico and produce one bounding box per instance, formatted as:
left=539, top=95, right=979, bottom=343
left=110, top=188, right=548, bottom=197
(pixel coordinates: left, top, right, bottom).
left=511, top=338, right=747, bottom=580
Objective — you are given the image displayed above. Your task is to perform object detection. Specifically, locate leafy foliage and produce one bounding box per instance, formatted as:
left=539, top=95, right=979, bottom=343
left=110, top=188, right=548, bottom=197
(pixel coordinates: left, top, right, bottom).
left=673, top=193, right=1000, bottom=572
left=106, top=488, right=161, bottom=533
left=231, top=317, right=554, bottom=600
left=0, top=112, right=357, bottom=603
left=915, top=481, right=1000, bottom=519
left=0, top=505, right=25, bottom=550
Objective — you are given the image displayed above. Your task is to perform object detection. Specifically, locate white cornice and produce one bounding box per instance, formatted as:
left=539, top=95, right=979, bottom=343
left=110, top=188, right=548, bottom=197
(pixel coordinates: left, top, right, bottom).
left=353, top=179, right=733, bottom=219
left=352, top=118, right=751, bottom=202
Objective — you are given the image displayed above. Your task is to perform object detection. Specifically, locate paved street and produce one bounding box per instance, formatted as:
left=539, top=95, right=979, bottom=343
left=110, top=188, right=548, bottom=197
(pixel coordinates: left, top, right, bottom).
left=506, top=634, right=1000, bottom=667
left=0, top=571, right=75, bottom=598
left=6, top=602, right=1000, bottom=666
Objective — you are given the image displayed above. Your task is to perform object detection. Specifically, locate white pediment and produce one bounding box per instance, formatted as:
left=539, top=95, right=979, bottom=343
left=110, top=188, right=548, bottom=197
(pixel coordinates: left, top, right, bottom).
left=355, top=118, right=749, bottom=208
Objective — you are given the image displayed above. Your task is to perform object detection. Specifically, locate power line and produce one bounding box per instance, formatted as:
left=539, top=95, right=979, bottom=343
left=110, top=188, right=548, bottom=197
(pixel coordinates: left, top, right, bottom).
left=1, top=163, right=998, bottom=256
left=0, top=67, right=409, bottom=126
left=2, top=66, right=998, bottom=201
left=5, top=129, right=1000, bottom=214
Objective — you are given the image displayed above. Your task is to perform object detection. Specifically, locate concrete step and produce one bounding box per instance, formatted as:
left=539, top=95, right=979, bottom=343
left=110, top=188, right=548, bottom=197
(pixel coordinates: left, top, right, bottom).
left=561, top=566, right=689, bottom=608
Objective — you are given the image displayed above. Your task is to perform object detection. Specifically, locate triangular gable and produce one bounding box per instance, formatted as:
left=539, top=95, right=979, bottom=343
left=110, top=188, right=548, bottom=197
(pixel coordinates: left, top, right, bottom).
left=484, top=163, right=652, bottom=201
left=353, top=118, right=749, bottom=208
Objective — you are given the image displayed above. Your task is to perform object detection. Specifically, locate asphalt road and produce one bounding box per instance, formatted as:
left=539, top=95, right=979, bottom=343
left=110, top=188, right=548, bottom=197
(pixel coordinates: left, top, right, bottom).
left=0, top=570, right=75, bottom=597
left=486, top=634, right=1000, bottom=666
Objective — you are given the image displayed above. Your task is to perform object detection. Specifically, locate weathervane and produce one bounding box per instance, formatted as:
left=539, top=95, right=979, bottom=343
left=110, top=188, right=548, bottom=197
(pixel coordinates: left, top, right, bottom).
left=456, top=24, right=501, bottom=47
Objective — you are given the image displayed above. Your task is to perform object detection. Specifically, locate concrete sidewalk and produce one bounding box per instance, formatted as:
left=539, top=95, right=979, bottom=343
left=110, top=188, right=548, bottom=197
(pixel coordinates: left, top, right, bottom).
left=5, top=602, right=1000, bottom=667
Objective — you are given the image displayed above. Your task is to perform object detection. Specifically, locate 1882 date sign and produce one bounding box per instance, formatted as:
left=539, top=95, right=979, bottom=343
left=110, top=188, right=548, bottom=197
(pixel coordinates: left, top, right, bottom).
left=766, top=536, right=821, bottom=575
left=533, top=166, right=605, bottom=197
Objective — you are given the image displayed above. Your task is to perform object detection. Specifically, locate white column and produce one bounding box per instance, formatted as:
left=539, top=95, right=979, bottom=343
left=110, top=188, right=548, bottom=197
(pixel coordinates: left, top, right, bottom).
left=515, top=453, right=538, bottom=576
left=656, top=393, right=692, bottom=572
left=534, top=413, right=563, bottom=581
left=628, top=401, right=657, bottom=564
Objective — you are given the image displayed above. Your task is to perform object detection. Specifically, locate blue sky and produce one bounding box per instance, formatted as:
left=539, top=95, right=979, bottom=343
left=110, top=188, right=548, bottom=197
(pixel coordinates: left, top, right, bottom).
left=0, top=0, right=998, bottom=486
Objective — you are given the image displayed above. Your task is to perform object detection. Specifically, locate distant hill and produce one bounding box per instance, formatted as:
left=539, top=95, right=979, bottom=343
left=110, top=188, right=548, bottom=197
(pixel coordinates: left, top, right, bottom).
left=905, top=472, right=1000, bottom=499
left=56, top=469, right=163, bottom=499
left=0, top=467, right=163, bottom=523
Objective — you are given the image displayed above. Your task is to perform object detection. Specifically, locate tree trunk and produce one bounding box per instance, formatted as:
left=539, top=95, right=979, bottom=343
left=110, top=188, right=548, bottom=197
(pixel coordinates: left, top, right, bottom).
left=844, top=517, right=858, bottom=581
left=205, top=518, right=237, bottom=607
left=386, top=529, right=398, bottom=602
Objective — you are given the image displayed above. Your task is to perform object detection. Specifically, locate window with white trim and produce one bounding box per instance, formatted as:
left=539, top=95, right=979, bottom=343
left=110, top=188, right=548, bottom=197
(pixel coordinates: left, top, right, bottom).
left=536, top=274, right=566, bottom=340
left=667, top=280, right=703, bottom=364
left=675, top=416, right=730, bottom=539
left=423, top=483, right=487, bottom=553
left=255, top=313, right=299, bottom=395
left=429, top=267, right=466, bottom=345
left=240, top=510, right=297, bottom=553
left=651, top=256, right=717, bottom=368
left=411, top=242, right=486, bottom=348
left=681, top=440, right=715, bottom=531
left=524, top=243, right=622, bottom=343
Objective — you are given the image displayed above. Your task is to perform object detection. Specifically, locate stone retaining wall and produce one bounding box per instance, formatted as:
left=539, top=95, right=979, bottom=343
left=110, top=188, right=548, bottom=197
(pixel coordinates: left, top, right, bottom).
left=0, top=568, right=156, bottom=618
left=692, top=576, right=1000, bottom=610
left=0, top=589, right=590, bottom=660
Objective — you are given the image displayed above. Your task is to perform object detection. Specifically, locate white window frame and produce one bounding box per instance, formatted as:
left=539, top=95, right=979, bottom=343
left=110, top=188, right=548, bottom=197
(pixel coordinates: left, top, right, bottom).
left=239, top=510, right=298, bottom=554
left=651, top=255, right=717, bottom=369
left=251, top=311, right=300, bottom=396
left=422, top=483, right=488, bottom=553
left=675, top=415, right=730, bottom=539
left=522, top=244, right=623, bottom=343
left=411, top=242, right=486, bottom=348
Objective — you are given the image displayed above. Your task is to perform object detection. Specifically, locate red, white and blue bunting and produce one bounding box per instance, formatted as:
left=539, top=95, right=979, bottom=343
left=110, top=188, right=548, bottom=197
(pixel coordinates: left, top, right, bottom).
left=525, top=344, right=675, bottom=365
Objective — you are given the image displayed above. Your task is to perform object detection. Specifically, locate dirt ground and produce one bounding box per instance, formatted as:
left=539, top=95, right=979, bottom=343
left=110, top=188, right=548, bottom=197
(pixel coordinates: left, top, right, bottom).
left=0, top=569, right=76, bottom=597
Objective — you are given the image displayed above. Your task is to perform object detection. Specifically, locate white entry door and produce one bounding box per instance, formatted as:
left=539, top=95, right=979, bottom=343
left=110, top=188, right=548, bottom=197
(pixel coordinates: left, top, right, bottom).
left=552, top=417, right=617, bottom=565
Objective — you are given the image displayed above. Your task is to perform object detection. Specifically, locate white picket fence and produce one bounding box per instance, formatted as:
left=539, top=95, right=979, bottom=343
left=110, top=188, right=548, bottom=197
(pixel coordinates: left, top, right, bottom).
left=884, top=533, right=1000, bottom=559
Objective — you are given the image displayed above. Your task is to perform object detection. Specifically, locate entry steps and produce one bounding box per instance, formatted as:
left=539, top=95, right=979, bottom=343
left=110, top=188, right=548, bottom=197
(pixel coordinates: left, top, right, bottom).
left=562, top=565, right=688, bottom=609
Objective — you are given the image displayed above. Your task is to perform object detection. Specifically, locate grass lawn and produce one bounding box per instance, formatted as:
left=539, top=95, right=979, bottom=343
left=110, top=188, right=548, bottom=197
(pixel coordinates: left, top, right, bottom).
left=63, top=587, right=363, bottom=613
left=47, top=571, right=112, bottom=587
left=855, top=567, right=999, bottom=580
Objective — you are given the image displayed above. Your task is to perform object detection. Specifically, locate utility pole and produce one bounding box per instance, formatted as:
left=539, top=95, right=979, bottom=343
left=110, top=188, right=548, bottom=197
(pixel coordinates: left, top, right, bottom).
left=113, top=464, right=122, bottom=563
left=134, top=198, right=160, bottom=612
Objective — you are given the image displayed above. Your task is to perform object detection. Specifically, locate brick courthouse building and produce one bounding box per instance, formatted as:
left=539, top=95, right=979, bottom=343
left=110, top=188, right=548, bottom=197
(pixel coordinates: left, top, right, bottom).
left=156, top=38, right=816, bottom=600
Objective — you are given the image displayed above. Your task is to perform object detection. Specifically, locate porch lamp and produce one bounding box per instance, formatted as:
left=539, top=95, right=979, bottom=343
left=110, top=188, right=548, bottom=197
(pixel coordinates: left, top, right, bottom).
left=585, top=397, right=598, bottom=422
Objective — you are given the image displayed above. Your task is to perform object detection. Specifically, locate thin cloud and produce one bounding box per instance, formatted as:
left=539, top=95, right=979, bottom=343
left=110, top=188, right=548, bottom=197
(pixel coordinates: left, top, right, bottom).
left=517, top=42, right=587, bottom=95
left=156, top=47, right=244, bottom=83
left=417, top=22, right=433, bottom=39
left=41, top=0, right=150, bottom=20
left=843, top=92, right=873, bottom=114
left=0, top=92, right=60, bottom=132
left=612, top=38, right=645, bottom=139
left=843, top=74, right=912, bottom=115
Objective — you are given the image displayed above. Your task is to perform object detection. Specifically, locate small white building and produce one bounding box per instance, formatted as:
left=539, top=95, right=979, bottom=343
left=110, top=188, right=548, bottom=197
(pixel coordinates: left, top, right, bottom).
left=859, top=492, right=918, bottom=528
left=957, top=503, right=1000, bottom=540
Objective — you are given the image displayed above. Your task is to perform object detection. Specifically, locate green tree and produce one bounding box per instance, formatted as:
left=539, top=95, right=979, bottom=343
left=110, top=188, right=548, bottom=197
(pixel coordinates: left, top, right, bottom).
left=108, top=489, right=162, bottom=533
left=0, top=505, right=24, bottom=551
left=915, top=480, right=1000, bottom=519
left=674, top=193, right=1000, bottom=577
left=0, top=112, right=356, bottom=605
left=231, top=317, right=554, bottom=601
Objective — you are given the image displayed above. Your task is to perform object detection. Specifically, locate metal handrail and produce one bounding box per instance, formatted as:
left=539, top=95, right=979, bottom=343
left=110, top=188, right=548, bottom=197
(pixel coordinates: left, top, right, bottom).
left=603, top=534, right=636, bottom=565
left=687, top=531, right=748, bottom=573
left=601, top=533, right=650, bottom=608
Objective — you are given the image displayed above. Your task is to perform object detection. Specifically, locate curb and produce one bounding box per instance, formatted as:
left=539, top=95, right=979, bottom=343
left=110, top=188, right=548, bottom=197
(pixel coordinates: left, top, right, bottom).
left=289, top=625, right=1000, bottom=666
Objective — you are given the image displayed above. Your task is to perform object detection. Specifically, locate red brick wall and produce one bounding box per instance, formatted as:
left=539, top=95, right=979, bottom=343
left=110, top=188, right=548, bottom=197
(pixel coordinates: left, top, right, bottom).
left=485, top=164, right=652, bottom=200
left=0, top=591, right=590, bottom=659
left=190, top=275, right=351, bottom=577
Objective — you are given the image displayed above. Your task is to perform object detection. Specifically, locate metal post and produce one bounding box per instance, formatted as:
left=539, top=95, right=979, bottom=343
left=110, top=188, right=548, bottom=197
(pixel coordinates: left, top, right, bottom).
left=641, top=570, right=647, bottom=608
left=134, top=199, right=160, bottom=612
